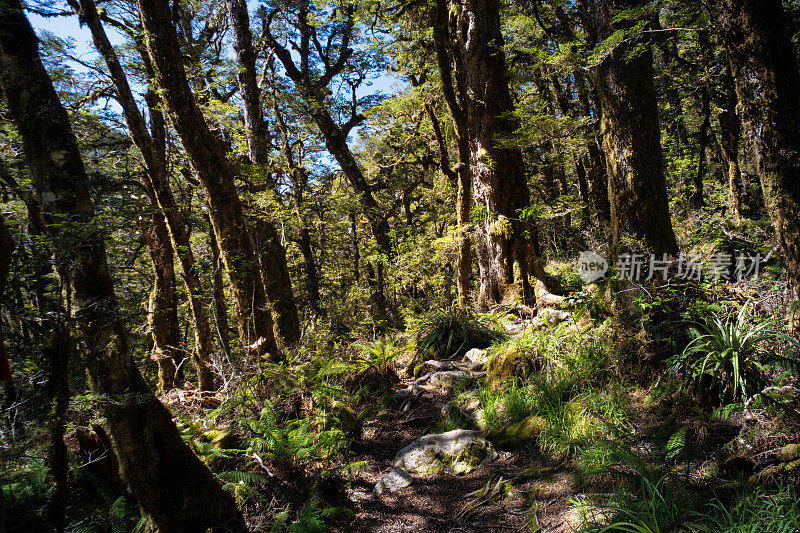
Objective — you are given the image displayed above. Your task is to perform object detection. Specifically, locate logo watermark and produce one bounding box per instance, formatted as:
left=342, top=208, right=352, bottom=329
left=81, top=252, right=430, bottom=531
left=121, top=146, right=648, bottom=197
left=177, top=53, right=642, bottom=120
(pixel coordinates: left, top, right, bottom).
left=577, top=251, right=767, bottom=283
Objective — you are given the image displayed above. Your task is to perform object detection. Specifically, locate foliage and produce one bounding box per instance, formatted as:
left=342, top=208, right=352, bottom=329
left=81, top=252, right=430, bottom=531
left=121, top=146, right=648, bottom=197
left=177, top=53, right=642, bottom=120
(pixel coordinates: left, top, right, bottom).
left=669, top=303, right=776, bottom=405
left=413, top=306, right=504, bottom=365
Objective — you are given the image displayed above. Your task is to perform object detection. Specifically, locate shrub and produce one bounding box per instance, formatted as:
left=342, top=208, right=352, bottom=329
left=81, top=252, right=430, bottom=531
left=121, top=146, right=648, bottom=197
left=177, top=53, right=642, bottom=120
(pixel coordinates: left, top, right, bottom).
left=669, top=303, right=775, bottom=405
left=413, top=306, right=503, bottom=364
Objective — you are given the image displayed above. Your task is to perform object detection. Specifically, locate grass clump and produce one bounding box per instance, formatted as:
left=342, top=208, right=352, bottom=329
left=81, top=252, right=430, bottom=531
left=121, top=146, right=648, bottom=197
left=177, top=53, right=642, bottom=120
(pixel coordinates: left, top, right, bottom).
left=413, top=306, right=504, bottom=365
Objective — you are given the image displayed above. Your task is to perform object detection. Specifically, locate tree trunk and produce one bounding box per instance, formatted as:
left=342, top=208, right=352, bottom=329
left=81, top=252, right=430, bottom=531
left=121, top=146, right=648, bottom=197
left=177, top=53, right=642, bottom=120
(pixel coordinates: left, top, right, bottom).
left=0, top=4, right=246, bottom=530
left=351, top=211, right=360, bottom=282
left=137, top=0, right=279, bottom=355
left=690, top=30, right=712, bottom=210
left=138, top=192, right=182, bottom=390
left=457, top=0, right=541, bottom=309
left=209, top=222, right=232, bottom=356
left=0, top=215, right=12, bottom=533
left=430, top=0, right=472, bottom=309
left=718, top=62, right=743, bottom=226
left=298, top=226, right=322, bottom=315
left=227, top=0, right=269, bottom=164
left=592, top=0, right=679, bottom=256
left=75, top=0, right=217, bottom=389
left=716, top=0, right=800, bottom=329
left=227, top=0, right=301, bottom=344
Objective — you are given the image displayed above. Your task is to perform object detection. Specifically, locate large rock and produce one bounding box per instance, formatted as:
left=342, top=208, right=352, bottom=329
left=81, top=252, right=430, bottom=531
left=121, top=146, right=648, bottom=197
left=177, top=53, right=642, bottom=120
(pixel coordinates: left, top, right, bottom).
left=529, top=309, right=573, bottom=330
left=429, top=369, right=482, bottom=388
left=393, top=429, right=498, bottom=475
left=462, top=348, right=488, bottom=370
left=373, top=467, right=413, bottom=496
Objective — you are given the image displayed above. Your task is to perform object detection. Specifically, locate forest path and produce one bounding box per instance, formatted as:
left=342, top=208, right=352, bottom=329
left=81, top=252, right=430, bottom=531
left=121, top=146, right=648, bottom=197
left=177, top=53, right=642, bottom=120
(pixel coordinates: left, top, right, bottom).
left=333, top=319, right=578, bottom=532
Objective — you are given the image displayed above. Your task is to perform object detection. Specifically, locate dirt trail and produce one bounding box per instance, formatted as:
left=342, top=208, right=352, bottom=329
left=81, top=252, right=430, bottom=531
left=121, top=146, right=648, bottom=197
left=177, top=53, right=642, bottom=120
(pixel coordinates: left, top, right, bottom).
left=334, top=331, right=578, bottom=533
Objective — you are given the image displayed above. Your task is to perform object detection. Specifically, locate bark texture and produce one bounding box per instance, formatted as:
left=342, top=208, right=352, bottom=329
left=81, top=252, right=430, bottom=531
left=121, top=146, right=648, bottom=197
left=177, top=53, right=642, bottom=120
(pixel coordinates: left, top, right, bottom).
left=718, top=62, right=743, bottom=225
left=138, top=192, right=182, bottom=390
left=592, top=0, right=679, bottom=255
left=0, top=4, right=246, bottom=529
left=456, top=0, right=541, bottom=308
left=137, top=0, right=281, bottom=354
left=75, top=0, right=217, bottom=389
left=717, top=0, right=800, bottom=326
left=431, top=0, right=472, bottom=309
left=227, top=0, right=301, bottom=343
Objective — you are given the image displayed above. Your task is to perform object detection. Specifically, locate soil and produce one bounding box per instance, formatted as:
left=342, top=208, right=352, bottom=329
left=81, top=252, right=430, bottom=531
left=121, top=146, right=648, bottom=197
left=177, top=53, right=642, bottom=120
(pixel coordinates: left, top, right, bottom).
left=331, top=367, right=578, bottom=532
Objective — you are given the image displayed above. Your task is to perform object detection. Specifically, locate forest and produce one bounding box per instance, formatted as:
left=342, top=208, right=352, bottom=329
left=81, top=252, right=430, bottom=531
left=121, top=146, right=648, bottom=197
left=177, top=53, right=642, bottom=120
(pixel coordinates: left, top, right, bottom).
left=1, top=0, right=800, bottom=531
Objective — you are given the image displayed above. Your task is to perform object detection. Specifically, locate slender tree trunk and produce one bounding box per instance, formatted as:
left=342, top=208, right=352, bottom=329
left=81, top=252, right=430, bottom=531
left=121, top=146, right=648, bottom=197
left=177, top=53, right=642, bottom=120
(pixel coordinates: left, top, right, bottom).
left=0, top=4, right=246, bottom=530
left=576, top=75, right=611, bottom=224
left=138, top=192, right=182, bottom=390
left=591, top=0, right=679, bottom=256
left=718, top=63, right=743, bottom=226
left=75, top=0, right=217, bottom=388
left=137, top=0, right=279, bottom=355
left=0, top=215, right=12, bottom=533
left=690, top=30, right=713, bottom=210
left=227, top=0, right=269, bottom=164
left=716, top=0, right=800, bottom=329
left=430, top=0, right=473, bottom=309
left=351, top=211, right=360, bottom=282
left=227, top=0, right=301, bottom=344
left=298, top=227, right=321, bottom=314
left=691, top=84, right=710, bottom=209
left=209, top=222, right=232, bottom=356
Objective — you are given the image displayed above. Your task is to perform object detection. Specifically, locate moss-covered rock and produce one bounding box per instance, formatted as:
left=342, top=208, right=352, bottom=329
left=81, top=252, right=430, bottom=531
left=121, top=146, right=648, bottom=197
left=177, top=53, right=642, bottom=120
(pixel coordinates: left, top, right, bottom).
left=777, top=443, right=800, bottom=463
left=489, top=415, right=548, bottom=448
left=393, top=429, right=497, bottom=475
left=487, top=345, right=533, bottom=392
left=201, top=429, right=243, bottom=450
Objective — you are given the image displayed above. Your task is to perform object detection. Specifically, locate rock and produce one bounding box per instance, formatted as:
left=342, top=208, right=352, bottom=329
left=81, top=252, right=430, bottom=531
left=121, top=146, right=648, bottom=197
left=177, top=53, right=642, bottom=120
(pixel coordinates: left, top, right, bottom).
left=462, top=397, right=481, bottom=413
left=462, top=348, right=488, bottom=370
left=777, top=443, right=800, bottom=463
left=430, top=370, right=480, bottom=388
left=373, top=468, right=413, bottom=496
left=393, top=429, right=498, bottom=475
left=530, top=309, right=573, bottom=329
left=486, top=345, right=535, bottom=392
left=489, top=415, right=548, bottom=447
left=424, top=359, right=457, bottom=371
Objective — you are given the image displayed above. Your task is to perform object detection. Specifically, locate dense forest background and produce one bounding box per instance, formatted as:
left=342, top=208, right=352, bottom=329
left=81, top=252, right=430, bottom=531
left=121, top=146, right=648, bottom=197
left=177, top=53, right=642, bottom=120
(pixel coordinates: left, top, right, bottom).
left=1, top=0, right=800, bottom=531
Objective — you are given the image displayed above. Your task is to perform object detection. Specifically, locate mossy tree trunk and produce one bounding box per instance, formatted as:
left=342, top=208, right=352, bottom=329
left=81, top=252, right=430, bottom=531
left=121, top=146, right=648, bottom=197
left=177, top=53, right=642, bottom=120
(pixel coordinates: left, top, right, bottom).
left=227, top=0, right=301, bottom=344
left=591, top=0, right=679, bottom=256
left=456, top=0, right=546, bottom=308
left=0, top=2, right=246, bottom=529
left=430, top=0, right=472, bottom=309
left=718, top=62, right=743, bottom=226
left=137, top=187, right=182, bottom=390
left=137, top=0, right=281, bottom=355
left=716, top=0, right=800, bottom=330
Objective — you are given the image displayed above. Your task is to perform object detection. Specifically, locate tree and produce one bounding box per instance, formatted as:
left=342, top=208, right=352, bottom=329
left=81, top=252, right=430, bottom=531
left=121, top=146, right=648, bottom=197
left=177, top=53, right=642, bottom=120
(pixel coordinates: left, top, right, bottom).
left=0, top=2, right=246, bottom=529
left=264, top=1, right=394, bottom=321
left=0, top=214, right=9, bottom=533
left=591, top=0, right=679, bottom=255
left=227, top=0, right=302, bottom=341
left=715, top=0, right=800, bottom=329
left=137, top=0, right=290, bottom=353
left=73, top=0, right=216, bottom=389
left=456, top=0, right=544, bottom=308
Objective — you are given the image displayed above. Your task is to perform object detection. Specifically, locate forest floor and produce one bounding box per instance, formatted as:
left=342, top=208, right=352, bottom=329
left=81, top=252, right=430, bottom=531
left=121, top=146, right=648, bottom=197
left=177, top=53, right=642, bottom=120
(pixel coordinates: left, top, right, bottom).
left=331, top=319, right=580, bottom=533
